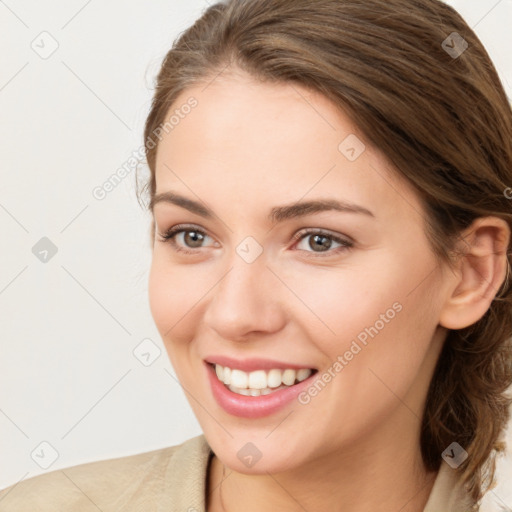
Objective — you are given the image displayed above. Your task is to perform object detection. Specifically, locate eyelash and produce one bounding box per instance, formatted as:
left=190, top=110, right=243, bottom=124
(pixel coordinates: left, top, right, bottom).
left=157, top=224, right=354, bottom=257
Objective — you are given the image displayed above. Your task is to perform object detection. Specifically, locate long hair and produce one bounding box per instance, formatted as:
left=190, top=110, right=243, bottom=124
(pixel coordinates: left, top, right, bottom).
left=139, top=0, right=512, bottom=504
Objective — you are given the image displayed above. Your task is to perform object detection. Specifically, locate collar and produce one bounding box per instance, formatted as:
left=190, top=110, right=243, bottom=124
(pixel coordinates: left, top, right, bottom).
left=423, top=461, right=477, bottom=511
left=162, top=434, right=213, bottom=512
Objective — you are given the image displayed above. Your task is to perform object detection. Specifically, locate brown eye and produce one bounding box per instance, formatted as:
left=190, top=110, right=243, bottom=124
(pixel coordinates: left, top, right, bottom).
left=158, top=224, right=216, bottom=254
left=293, top=229, right=353, bottom=256
left=308, top=234, right=333, bottom=252
left=182, top=231, right=205, bottom=248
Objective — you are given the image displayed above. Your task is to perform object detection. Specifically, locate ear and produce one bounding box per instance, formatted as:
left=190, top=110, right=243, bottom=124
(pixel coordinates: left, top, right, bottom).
left=439, top=216, right=511, bottom=330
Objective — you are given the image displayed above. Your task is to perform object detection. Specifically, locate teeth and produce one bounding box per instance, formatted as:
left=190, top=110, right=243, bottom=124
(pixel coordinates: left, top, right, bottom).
left=267, top=369, right=282, bottom=388
left=297, top=368, right=312, bottom=382
left=248, top=370, right=267, bottom=390
left=213, top=364, right=314, bottom=394
left=282, top=369, right=296, bottom=386
left=228, top=384, right=251, bottom=396
left=228, top=383, right=291, bottom=396
left=230, top=369, right=248, bottom=389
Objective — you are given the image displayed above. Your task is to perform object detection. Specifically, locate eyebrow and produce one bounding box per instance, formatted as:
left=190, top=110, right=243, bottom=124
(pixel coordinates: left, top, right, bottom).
left=150, top=191, right=375, bottom=223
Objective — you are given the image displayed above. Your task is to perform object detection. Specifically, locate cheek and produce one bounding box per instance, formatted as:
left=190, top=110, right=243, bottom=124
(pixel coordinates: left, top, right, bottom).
left=148, top=256, right=199, bottom=380
left=286, top=251, right=440, bottom=378
left=281, top=257, right=406, bottom=349
left=148, top=256, right=170, bottom=334
left=325, top=301, right=439, bottom=440
left=148, top=252, right=215, bottom=346
left=148, top=254, right=191, bottom=343
left=293, top=269, right=441, bottom=440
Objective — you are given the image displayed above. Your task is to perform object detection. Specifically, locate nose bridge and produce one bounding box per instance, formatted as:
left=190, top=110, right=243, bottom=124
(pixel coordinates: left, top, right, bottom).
left=203, top=241, right=284, bottom=338
left=218, top=234, right=270, bottom=299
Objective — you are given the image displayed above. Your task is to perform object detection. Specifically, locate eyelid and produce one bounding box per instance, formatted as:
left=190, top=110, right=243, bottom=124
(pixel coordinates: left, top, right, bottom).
left=290, top=228, right=353, bottom=245
left=158, top=224, right=354, bottom=257
left=290, top=228, right=354, bottom=257
left=157, top=223, right=216, bottom=254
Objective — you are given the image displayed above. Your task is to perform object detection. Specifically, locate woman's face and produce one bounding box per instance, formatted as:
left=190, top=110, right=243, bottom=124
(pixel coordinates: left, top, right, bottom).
left=149, top=69, right=452, bottom=474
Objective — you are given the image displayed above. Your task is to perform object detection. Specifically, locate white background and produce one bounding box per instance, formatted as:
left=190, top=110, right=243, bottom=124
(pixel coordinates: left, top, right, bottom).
left=0, top=0, right=511, bottom=509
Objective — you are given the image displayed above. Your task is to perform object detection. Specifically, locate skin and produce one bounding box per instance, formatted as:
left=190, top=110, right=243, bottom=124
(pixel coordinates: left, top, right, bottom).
left=148, top=67, right=510, bottom=512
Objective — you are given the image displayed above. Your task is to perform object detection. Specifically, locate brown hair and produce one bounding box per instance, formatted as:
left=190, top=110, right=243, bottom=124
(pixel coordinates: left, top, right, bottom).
left=139, top=0, right=512, bottom=505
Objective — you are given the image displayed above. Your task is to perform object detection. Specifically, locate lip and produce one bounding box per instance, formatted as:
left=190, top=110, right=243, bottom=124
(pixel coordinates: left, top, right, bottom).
left=205, top=361, right=318, bottom=419
left=204, top=355, right=316, bottom=372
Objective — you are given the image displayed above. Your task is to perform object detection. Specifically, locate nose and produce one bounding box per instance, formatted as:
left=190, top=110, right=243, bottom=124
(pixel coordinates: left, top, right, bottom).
left=202, top=253, right=287, bottom=342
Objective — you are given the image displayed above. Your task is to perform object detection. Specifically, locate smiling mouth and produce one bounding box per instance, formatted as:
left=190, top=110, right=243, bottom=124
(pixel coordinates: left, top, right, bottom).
left=208, top=362, right=318, bottom=397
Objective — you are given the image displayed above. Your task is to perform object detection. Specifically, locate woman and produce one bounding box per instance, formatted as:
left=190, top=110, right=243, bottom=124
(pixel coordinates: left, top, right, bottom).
left=1, top=0, right=511, bottom=510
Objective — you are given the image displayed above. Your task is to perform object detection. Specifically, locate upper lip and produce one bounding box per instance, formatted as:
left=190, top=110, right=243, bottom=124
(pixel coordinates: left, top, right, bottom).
left=204, top=355, right=317, bottom=372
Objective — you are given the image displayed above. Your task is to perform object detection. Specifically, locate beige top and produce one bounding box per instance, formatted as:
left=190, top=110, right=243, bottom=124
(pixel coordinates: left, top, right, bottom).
left=0, top=434, right=476, bottom=511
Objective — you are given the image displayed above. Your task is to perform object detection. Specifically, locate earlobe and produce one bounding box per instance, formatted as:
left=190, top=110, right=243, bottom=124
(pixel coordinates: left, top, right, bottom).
left=439, top=217, right=511, bottom=330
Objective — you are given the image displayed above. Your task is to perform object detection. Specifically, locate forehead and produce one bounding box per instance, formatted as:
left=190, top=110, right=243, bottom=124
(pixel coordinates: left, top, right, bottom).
left=160, top=71, right=356, bottom=162
left=153, top=70, right=422, bottom=223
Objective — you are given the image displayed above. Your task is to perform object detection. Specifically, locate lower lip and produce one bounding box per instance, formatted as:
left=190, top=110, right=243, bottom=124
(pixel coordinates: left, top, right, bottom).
left=205, top=362, right=318, bottom=419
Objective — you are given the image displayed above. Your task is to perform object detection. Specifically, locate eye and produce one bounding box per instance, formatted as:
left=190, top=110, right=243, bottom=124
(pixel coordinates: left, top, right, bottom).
left=291, top=229, right=353, bottom=256
left=157, top=224, right=218, bottom=254
left=157, top=224, right=353, bottom=258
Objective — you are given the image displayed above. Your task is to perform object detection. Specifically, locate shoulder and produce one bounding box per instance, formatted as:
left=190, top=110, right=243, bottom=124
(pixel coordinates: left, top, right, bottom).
left=0, top=435, right=211, bottom=512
